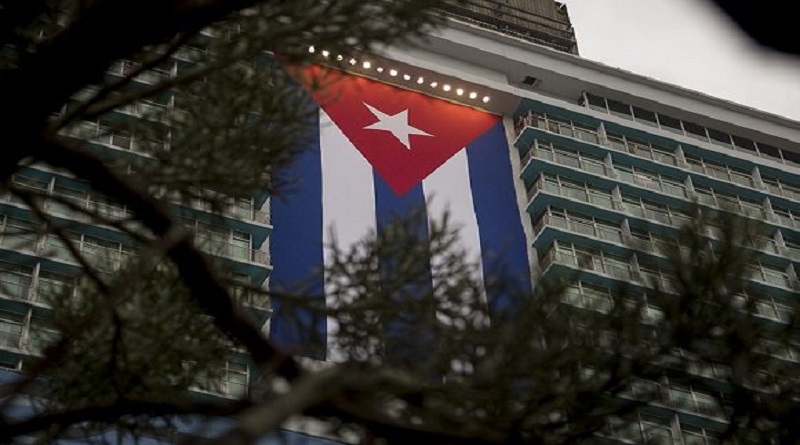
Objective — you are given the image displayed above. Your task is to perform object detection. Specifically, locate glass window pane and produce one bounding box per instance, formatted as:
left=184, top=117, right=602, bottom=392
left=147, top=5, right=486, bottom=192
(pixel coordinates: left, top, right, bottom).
left=652, top=147, right=677, bottom=165
left=732, top=136, right=757, bottom=153
left=657, top=114, right=683, bottom=134
left=606, top=133, right=627, bottom=151
left=758, top=143, right=781, bottom=160
left=782, top=149, right=800, bottom=167
left=607, top=99, right=633, bottom=120
left=682, top=121, right=708, bottom=142
left=586, top=94, right=607, bottom=112
left=685, top=157, right=705, bottom=174
left=707, top=128, right=733, bottom=148
left=633, top=106, right=658, bottom=127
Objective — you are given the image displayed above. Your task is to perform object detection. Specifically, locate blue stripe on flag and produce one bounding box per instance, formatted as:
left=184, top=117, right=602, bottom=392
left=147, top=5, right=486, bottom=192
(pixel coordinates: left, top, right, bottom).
left=269, top=109, right=326, bottom=359
left=373, top=173, right=429, bottom=240
left=373, top=174, right=435, bottom=365
left=467, top=121, right=532, bottom=314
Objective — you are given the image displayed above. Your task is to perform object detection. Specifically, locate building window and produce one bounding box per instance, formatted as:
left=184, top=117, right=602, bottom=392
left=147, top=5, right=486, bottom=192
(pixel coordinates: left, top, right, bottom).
left=681, top=424, right=722, bottom=445
left=532, top=174, right=615, bottom=210
left=665, top=383, right=725, bottom=418
left=585, top=93, right=607, bottom=113
left=547, top=241, right=632, bottom=281
left=525, top=111, right=600, bottom=145
left=28, top=313, right=59, bottom=354
left=749, top=262, right=792, bottom=289
left=773, top=206, right=800, bottom=229
left=581, top=93, right=792, bottom=167
left=0, top=216, right=40, bottom=252
left=616, top=164, right=687, bottom=198
left=535, top=208, right=623, bottom=244
left=691, top=185, right=764, bottom=218
left=196, top=360, right=250, bottom=397
left=0, top=262, right=33, bottom=301
left=606, top=98, right=633, bottom=120
left=0, top=309, right=24, bottom=349
left=563, top=281, right=614, bottom=313
left=35, top=270, right=78, bottom=304
left=605, top=132, right=677, bottom=166
left=753, top=296, right=792, bottom=323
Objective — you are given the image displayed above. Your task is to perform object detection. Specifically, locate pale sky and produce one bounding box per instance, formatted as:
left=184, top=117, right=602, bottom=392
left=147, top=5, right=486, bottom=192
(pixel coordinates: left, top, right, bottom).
left=561, top=0, right=800, bottom=121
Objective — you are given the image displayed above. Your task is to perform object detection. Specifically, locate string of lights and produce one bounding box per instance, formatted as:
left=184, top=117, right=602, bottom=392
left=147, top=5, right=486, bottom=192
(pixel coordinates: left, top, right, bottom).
left=308, top=46, right=491, bottom=104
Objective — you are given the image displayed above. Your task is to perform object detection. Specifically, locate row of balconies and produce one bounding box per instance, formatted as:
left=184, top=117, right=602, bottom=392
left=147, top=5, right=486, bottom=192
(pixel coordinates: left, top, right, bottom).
left=526, top=173, right=800, bottom=259
left=523, top=143, right=769, bottom=222
left=539, top=240, right=798, bottom=296
left=3, top=173, right=271, bottom=227
left=0, top=220, right=269, bottom=271
left=516, top=111, right=800, bottom=211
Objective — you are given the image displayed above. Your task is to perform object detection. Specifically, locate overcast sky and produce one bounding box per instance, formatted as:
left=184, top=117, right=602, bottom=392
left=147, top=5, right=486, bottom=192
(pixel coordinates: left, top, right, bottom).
left=561, top=0, right=800, bottom=121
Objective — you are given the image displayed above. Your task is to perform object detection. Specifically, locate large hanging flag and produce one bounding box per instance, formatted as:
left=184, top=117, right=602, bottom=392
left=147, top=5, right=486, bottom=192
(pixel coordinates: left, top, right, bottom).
left=270, top=68, right=531, bottom=359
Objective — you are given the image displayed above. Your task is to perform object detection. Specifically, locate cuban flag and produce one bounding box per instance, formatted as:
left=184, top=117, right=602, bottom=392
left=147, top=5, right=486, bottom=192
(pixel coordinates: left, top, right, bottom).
left=270, top=68, right=531, bottom=359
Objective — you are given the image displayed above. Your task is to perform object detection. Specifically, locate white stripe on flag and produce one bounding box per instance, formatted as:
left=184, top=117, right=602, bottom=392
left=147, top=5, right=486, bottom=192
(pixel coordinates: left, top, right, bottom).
left=320, top=110, right=377, bottom=360
left=422, top=149, right=488, bottom=310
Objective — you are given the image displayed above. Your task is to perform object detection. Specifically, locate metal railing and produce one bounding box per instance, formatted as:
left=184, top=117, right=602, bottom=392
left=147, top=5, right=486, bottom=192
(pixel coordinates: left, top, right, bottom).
left=196, top=237, right=269, bottom=265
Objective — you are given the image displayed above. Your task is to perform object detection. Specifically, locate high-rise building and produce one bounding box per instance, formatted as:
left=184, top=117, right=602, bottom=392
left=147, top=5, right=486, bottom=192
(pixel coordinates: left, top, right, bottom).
left=275, top=2, right=800, bottom=443
left=2, top=1, right=800, bottom=443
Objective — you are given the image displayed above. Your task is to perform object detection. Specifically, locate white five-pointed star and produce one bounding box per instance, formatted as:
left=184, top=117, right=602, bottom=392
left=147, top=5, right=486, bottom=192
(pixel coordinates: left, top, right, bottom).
left=362, top=102, right=432, bottom=150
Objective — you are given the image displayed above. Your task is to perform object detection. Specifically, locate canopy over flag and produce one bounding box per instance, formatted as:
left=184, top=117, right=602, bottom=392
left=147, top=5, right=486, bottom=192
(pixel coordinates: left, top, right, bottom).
left=270, top=67, right=531, bottom=359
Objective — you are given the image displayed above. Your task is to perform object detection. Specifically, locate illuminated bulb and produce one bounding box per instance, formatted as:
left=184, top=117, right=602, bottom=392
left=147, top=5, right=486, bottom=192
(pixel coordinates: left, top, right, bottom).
left=349, top=58, right=357, bottom=65
left=308, top=46, right=316, bottom=53
left=443, top=84, right=451, bottom=92
left=403, top=74, right=411, bottom=81
left=321, top=50, right=330, bottom=58
left=456, top=88, right=464, bottom=96
left=417, top=77, right=425, bottom=84
left=482, top=96, right=490, bottom=103
left=377, top=67, right=384, bottom=73
left=430, top=81, right=438, bottom=88
left=469, top=92, right=478, bottom=99
left=389, top=69, right=398, bottom=76
left=336, top=55, right=343, bottom=61
left=362, top=61, right=372, bottom=69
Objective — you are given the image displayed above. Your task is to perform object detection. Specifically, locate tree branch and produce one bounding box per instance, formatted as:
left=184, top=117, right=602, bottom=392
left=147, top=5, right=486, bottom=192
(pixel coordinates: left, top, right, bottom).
left=0, top=398, right=250, bottom=442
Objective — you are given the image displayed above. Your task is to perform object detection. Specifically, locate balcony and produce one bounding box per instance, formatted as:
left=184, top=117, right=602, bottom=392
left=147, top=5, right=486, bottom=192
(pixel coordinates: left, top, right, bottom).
left=61, top=120, right=164, bottom=156
left=108, top=60, right=171, bottom=85
left=231, top=285, right=270, bottom=309
left=196, top=238, right=269, bottom=265
left=0, top=329, right=21, bottom=349
left=2, top=175, right=270, bottom=229
left=516, top=111, right=599, bottom=144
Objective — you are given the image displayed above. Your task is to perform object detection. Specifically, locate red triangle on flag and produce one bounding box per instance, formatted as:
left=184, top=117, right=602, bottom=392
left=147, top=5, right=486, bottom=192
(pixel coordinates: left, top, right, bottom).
left=304, top=66, right=500, bottom=196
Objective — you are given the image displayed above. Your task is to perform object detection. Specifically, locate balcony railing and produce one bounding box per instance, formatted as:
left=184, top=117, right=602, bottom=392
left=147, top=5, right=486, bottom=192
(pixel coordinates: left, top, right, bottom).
left=0, top=330, right=21, bottom=349
left=108, top=60, right=171, bottom=85
left=516, top=111, right=599, bottom=144
left=0, top=325, right=59, bottom=354
left=527, top=176, right=616, bottom=210
left=196, top=238, right=269, bottom=265
left=533, top=211, right=623, bottom=245
left=62, top=121, right=165, bottom=156
left=232, top=286, right=270, bottom=309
